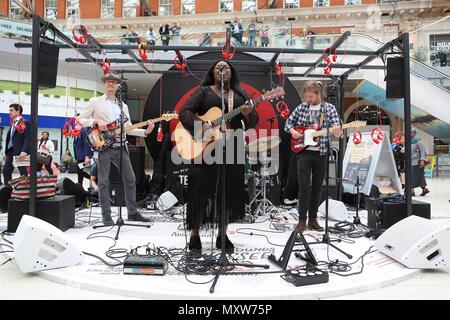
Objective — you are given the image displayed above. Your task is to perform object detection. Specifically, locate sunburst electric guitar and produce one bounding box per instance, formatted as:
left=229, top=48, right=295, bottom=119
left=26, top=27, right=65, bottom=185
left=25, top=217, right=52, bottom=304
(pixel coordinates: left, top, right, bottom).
left=87, top=113, right=178, bottom=152
left=174, top=87, right=285, bottom=161
left=290, top=120, right=367, bottom=153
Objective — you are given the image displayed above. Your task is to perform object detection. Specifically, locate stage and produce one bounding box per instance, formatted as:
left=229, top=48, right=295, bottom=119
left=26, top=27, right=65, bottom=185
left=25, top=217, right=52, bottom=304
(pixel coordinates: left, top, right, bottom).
left=2, top=205, right=420, bottom=300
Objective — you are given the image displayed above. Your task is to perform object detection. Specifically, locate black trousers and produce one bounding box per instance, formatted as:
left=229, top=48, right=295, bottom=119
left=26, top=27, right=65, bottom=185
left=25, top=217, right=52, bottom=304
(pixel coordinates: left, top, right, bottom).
left=296, top=151, right=327, bottom=219
left=76, top=160, right=90, bottom=184
left=3, top=153, right=28, bottom=186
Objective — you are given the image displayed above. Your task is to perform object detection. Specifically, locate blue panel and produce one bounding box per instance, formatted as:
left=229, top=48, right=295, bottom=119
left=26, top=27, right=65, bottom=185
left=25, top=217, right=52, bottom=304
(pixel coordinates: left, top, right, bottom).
left=0, top=113, right=67, bottom=129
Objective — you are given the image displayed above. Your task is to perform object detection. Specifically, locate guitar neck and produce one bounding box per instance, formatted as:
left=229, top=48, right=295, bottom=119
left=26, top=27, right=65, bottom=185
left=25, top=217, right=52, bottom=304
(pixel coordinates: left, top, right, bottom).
left=211, top=95, right=263, bottom=127
left=121, top=116, right=169, bottom=133
left=313, top=123, right=355, bottom=137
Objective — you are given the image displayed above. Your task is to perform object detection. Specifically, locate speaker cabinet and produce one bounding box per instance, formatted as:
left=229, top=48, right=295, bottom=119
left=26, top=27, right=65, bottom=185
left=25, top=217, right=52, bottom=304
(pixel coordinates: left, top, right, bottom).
left=375, top=215, right=450, bottom=269
left=110, top=145, right=145, bottom=185
left=38, top=41, right=59, bottom=89
left=14, top=215, right=82, bottom=273
left=366, top=198, right=431, bottom=230
left=7, top=195, right=76, bottom=233
left=385, top=57, right=404, bottom=99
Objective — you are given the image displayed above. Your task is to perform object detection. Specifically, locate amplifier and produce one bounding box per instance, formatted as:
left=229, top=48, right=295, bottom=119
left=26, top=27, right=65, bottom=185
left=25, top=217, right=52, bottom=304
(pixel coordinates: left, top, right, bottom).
left=7, top=195, right=75, bottom=232
left=366, top=197, right=431, bottom=230
left=123, top=254, right=168, bottom=275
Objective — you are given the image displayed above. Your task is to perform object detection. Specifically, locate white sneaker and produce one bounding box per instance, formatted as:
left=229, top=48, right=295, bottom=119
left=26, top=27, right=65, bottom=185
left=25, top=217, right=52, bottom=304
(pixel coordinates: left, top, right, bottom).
left=283, top=198, right=298, bottom=205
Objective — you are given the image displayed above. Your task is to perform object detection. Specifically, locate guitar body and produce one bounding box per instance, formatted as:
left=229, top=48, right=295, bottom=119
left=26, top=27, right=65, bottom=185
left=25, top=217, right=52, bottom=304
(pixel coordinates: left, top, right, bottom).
left=87, top=122, right=119, bottom=152
left=290, top=126, right=320, bottom=154
left=174, top=107, right=223, bottom=161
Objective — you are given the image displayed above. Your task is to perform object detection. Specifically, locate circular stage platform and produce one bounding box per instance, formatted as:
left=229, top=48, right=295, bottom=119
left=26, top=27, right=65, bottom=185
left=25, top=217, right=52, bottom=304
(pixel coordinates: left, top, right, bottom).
left=22, top=207, right=419, bottom=299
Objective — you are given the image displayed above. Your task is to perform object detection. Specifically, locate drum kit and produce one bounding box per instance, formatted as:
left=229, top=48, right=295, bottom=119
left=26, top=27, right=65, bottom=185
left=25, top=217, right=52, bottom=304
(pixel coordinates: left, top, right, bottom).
left=244, top=135, right=281, bottom=220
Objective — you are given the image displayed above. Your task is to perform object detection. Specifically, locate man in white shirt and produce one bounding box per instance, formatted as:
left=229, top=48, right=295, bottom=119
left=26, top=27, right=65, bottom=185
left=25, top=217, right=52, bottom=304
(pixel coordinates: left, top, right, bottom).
left=78, top=72, right=155, bottom=226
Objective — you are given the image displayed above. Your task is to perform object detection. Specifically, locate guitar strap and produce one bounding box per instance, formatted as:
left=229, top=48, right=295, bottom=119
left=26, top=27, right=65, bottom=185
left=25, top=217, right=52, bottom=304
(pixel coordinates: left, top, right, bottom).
left=228, top=90, right=234, bottom=112
left=319, top=102, right=325, bottom=129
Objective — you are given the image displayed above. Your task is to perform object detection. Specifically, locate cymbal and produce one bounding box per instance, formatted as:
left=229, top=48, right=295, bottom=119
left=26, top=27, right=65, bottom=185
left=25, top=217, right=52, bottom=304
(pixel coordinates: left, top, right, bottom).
left=247, top=135, right=281, bottom=153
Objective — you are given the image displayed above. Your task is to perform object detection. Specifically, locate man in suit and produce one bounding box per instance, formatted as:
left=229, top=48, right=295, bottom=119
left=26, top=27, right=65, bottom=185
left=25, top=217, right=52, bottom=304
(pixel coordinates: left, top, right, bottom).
left=78, top=72, right=155, bottom=226
left=3, top=104, right=30, bottom=186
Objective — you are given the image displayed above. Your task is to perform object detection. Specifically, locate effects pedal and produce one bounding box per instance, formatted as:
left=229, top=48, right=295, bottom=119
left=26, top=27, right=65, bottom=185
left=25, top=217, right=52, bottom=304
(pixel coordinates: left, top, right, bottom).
left=281, top=264, right=329, bottom=287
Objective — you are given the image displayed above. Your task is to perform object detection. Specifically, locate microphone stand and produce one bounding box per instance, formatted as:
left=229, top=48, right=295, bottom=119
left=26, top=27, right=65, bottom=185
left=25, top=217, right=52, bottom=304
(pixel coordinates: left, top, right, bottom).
left=313, top=103, right=352, bottom=259
left=93, top=86, right=150, bottom=240
left=210, top=67, right=269, bottom=294
left=353, top=176, right=362, bottom=225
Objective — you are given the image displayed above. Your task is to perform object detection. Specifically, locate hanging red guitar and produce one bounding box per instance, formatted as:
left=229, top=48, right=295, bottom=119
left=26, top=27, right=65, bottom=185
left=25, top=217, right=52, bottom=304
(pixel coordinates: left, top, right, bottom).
left=290, top=121, right=367, bottom=154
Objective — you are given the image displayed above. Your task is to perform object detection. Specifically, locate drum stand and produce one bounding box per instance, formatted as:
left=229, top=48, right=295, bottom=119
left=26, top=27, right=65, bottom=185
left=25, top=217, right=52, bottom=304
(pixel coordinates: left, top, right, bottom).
left=245, top=163, right=275, bottom=217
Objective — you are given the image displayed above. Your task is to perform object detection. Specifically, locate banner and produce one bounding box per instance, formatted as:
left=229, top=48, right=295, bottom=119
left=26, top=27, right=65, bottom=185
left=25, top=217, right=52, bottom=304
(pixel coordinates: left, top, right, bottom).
left=343, top=132, right=402, bottom=196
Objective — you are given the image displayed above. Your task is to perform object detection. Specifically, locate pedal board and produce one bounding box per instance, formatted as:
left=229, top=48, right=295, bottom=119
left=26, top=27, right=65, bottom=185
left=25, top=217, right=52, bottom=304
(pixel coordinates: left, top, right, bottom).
left=123, top=254, right=168, bottom=276
left=281, top=265, right=329, bottom=287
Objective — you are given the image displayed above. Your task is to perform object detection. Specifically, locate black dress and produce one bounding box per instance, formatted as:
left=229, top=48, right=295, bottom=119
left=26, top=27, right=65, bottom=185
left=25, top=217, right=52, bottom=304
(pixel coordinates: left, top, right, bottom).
left=179, top=86, right=258, bottom=230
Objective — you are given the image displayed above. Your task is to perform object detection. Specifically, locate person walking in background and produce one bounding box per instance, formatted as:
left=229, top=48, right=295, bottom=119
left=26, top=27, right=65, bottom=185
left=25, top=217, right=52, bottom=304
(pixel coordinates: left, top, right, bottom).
left=411, top=127, right=430, bottom=196
left=159, top=24, right=170, bottom=46
left=230, top=17, right=243, bottom=45
left=3, top=104, right=30, bottom=186
left=171, top=22, right=181, bottom=46
left=37, top=131, right=54, bottom=175
left=73, top=127, right=93, bottom=185
left=248, top=19, right=257, bottom=47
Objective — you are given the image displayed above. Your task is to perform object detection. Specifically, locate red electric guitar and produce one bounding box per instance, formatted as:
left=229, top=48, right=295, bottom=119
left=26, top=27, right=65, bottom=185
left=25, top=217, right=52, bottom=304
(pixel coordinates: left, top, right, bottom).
left=290, top=121, right=367, bottom=154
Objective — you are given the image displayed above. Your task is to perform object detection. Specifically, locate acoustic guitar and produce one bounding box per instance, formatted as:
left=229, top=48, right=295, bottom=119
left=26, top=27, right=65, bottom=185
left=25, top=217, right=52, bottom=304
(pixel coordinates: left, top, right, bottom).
left=87, top=113, right=178, bottom=151
left=290, top=120, right=367, bottom=154
left=174, top=87, right=285, bottom=161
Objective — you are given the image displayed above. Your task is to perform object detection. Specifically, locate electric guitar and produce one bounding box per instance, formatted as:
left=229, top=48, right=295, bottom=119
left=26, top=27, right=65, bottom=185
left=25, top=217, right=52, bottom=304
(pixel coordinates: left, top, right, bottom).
left=174, top=87, right=285, bottom=161
left=290, top=120, right=367, bottom=154
left=87, top=113, right=178, bottom=152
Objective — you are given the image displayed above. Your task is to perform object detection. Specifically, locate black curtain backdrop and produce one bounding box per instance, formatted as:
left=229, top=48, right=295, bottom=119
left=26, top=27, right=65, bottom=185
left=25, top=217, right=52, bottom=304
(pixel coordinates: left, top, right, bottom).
left=143, top=52, right=301, bottom=201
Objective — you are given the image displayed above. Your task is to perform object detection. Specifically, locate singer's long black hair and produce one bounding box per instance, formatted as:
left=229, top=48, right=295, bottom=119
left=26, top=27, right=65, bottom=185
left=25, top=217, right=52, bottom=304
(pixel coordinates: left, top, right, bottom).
left=201, top=60, right=250, bottom=101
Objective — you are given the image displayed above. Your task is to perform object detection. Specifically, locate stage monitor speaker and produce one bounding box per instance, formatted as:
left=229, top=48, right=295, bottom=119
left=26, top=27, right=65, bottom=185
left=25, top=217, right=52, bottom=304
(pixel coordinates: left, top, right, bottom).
left=385, top=57, right=404, bottom=99
left=374, top=215, right=450, bottom=269
left=14, top=215, right=82, bottom=273
left=156, top=191, right=178, bottom=212
left=318, top=199, right=349, bottom=221
left=38, top=41, right=59, bottom=89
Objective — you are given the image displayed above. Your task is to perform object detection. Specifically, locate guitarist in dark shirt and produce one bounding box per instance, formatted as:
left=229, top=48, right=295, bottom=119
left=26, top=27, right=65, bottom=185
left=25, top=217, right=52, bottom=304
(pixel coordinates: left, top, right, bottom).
left=284, top=81, right=341, bottom=232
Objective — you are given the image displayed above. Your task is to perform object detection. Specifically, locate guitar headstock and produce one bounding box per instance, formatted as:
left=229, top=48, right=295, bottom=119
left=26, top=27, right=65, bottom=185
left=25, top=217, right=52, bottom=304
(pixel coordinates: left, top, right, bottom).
left=349, top=120, right=367, bottom=128
left=161, top=112, right=179, bottom=121
left=262, top=86, right=285, bottom=101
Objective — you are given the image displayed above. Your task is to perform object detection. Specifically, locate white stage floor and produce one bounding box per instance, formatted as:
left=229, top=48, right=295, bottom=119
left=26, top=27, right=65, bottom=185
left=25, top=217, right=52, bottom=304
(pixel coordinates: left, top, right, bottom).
left=3, top=206, right=419, bottom=300
left=1, top=175, right=450, bottom=299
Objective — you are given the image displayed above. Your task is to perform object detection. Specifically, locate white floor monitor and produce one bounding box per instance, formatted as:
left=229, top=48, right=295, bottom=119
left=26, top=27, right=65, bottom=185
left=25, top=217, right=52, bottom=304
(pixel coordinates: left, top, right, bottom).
left=14, top=215, right=82, bottom=273
left=374, top=215, right=450, bottom=269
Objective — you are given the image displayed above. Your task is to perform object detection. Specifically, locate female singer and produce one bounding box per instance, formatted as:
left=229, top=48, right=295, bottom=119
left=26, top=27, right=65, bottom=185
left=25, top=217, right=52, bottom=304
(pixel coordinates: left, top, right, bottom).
left=179, top=60, right=258, bottom=255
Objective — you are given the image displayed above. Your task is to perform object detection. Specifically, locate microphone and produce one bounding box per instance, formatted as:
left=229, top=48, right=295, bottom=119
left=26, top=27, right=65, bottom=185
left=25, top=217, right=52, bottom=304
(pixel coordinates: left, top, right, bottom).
left=218, top=64, right=226, bottom=72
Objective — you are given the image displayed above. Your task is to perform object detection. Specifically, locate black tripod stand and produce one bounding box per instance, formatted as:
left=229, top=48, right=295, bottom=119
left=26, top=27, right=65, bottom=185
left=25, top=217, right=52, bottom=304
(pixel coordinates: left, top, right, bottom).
left=209, top=66, right=269, bottom=294
left=93, top=84, right=150, bottom=240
